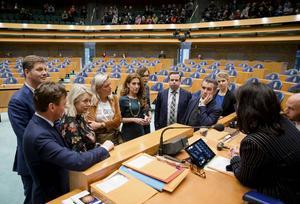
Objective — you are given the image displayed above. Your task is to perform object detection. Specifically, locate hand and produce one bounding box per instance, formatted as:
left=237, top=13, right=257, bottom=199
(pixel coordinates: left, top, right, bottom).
left=134, top=118, right=147, bottom=126
left=144, top=115, right=151, bottom=125
left=101, top=140, right=114, bottom=152
left=202, top=94, right=213, bottom=105
left=88, top=121, right=104, bottom=130
left=230, top=146, right=239, bottom=158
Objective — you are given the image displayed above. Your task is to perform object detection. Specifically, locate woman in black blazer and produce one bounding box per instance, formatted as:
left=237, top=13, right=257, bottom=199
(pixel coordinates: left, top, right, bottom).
left=230, top=83, right=300, bottom=204
left=216, top=71, right=236, bottom=116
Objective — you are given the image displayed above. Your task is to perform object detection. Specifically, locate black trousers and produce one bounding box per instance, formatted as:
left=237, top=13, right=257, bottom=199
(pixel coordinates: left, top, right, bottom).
left=21, top=175, right=33, bottom=204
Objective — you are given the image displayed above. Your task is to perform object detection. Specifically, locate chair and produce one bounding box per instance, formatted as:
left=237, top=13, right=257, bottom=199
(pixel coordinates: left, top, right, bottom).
left=97, top=68, right=107, bottom=73
left=288, top=83, right=300, bottom=93
left=253, top=64, right=264, bottom=69
left=110, top=72, right=121, bottom=78
left=126, top=64, right=134, bottom=69
left=3, top=77, right=17, bottom=84
left=149, top=74, right=158, bottom=81
left=199, top=61, right=207, bottom=66
left=228, top=83, right=237, bottom=92
left=112, top=64, right=121, bottom=69
left=112, top=68, right=121, bottom=73
left=181, top=77, right=193, bottom=86
left=286, top=75, right=300, bottom=83
left=228, top=70, right=237, bottom=76
left=78, top=72, right=88, bottom=77
left=274, top=91, right=284, bottom=103
left=126, top=68, right=135, bottom=73
left=178, top=71, right=184, bottom=77
left=188, top=61, right=195, bottom=65
left=74, top=76, right=85, bottom=84
left=208, top=65, right=218, bottom=70
left=267, top=80, right=282, bottom=90
left=284, top=69, right=298, bottom=75
left=170, top=66, right=179, bottom=71
left=177, top=63, right=185, bottom=68
left=207, top=73, right=216, bottom=79
left=163, top=76, right=169, bottom=83
left=1, top=72, right=13, bottom=78
left=151, top=82, right=164, bottom=92
left=238, top=63, right=248, bottom=68
left=242, top=67, right=253, bottom=72
left=243, top=191, right=284, bottom=204
left=157, top=70, right=168, bottom=76
left=49, top=68, right=59, bottom=72
left=182, top=67, right=191, bottom=72
left=192, top=64, right=202, bottom=69
left=265, top=73, right=279, bottom=80
left=225, top=66, right=235, bottom=71
left=190, top=72, right=201, bottom=79
left=148, top=62, right=156, bottom=66
left=212, top=69, right=220, bottom=75
left=247, top=77, right=259, bottom=83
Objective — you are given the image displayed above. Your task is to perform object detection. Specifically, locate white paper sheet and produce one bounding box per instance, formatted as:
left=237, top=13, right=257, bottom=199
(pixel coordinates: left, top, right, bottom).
left=207, top=156, right=233, bottom=175
left=96, top=173, right=129, bottom=193
left=126, top=155, right=154, bottom=169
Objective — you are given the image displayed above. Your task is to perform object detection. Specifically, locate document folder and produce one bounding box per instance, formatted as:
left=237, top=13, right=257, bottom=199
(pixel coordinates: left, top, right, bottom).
left=123, top=153, right=184, bottom=183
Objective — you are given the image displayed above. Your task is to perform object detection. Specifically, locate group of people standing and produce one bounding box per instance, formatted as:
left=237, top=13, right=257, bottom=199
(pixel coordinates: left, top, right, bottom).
left=8, top=55, right=300, bottom=203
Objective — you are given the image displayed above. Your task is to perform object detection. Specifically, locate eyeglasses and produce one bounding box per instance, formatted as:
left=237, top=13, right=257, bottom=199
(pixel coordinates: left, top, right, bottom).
left=143, top=75, right=149, bottom=78
left=189, top=163, right=206, bottom=179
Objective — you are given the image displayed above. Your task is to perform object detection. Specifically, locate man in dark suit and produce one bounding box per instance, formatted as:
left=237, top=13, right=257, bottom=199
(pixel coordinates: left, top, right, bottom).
left=155, top=71, right=192, bottom=130
left=8, top=55, right=48, bottom=204
left=23, top=82, right=114, bottom=203
left=184, top=78, right=222, bottom=126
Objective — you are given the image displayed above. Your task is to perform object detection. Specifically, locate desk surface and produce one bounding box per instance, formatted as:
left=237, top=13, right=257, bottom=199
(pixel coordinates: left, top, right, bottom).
left=49, top=127, right=249, bottom=203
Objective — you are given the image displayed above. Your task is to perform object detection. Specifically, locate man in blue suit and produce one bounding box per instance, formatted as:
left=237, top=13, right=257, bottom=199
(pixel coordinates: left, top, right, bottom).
left=23, top=82, right=114, bottom=203
left=184, top=78, right=222, bottom=127
left=155, top=71, right=192, bottom=130
left=8, top=55, right=48, bottom=204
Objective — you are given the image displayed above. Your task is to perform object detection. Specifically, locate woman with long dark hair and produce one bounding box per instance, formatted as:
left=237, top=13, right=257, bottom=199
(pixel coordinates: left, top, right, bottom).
left=119, top=73, right=149, bottom=141
left=230, top=82, right=300, bottom=203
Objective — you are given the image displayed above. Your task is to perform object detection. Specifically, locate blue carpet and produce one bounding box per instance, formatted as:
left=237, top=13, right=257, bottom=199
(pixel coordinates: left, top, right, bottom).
left=0, top=113, right=24, bottom=203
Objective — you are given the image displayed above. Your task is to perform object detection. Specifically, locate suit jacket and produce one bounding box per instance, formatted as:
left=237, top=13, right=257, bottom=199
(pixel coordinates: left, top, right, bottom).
left=217, top=89, right=236, bottom=116
left=230, top=117, right=300, bottom=203
left=183, top=95, right=222, bottom=126
left=23, top=115, right=110, bottom=203
left=8, top=85, right=35, bottom=176
left=155, top=88, right=191, bottom=130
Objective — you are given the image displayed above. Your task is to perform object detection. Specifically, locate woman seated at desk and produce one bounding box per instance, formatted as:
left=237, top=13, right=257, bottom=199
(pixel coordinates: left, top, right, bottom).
left=230, top=82, right=300, bottom=203
left=215, top=71, right=236, bottom=117
left=119, top=73, right=150, bottom=142
left=87, top=73, right=122, bottom=145
left=61, top=84, right=114, bottom=152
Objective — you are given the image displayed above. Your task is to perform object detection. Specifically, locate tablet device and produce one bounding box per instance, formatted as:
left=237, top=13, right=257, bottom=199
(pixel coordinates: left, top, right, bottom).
left=185, top=138, right=215, bottom=168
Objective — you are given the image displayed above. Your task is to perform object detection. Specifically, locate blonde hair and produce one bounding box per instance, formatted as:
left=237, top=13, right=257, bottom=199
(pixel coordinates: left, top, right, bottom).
left=91, top=73, right=113, bottom=104
left=66, top=84, right=93, bottom=117
left=216, top=71, right=229, bottom=81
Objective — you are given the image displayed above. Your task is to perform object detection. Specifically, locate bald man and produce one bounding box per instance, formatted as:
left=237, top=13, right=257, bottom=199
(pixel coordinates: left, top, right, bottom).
left=285, top=93, right=300, bottom=130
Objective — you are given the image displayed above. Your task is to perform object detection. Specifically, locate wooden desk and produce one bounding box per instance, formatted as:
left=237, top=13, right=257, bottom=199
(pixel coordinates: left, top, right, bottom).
left=69, top=123, right=194, bottom=190
left=146, top=129, right=248, bottom=204
left=47, top=189, right=82, bottom=204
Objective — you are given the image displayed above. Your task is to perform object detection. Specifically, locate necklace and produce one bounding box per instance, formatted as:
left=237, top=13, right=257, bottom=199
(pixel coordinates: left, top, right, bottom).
left=128, top=97, right=141, bottom=117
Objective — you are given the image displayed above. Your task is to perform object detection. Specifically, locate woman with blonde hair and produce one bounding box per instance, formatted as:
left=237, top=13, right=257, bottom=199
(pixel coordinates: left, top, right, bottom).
left=119, top=73, right=149, bottom=141
left=61, top=84, right=114, bottom=152
left=87, top=73, right=122, bottom=145
left=216, top=71, right=236, bottom=116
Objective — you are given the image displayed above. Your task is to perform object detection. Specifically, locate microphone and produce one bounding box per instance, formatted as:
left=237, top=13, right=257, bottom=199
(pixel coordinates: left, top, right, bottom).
left=216, top=129, right=240, bottom=151
left=158, top=123, right=225, bottom=156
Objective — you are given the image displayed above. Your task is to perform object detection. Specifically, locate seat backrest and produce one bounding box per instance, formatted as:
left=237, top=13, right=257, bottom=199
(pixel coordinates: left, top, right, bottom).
left=247, top=77, right=259, bottom=83
left=265, top=73, right=279, bottom=80
left=149, top=74, right=158, bottom=81
left=286, top=75, right=300, bottom=83
left=151, top=82, right=164, bottom=91
left=288, top=84, right=300, bottom=93
left=228, top=83, right=237, bottom=92
left=110, top=72, right=121, bottom=78
left=284, top=69, right=298, bottom=75
left=190, top=72, right=200, bottom=78
left=182, top=77, right=193, bottom=86
left=4, top=77, right=17, bottom=84
left=267, top=80, right=282, bottom=90
left=274, top=91, right=284, bottom=103
left=74, top=76, right=85, bottom=84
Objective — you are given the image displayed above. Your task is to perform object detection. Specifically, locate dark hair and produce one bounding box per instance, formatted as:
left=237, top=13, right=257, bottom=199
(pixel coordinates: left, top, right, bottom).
left=34, top=82, right=67, bottom=112
left=120, top=73, right=145, bottom=107
left=136, top=66, right=149, bottom=77
left=169, top=71, right=182, bottom=80
left=236, top=82, right=283, bottom=135
left=22, top=55, right=46, bottom=75
left=203, top=77, right=218, bottom=90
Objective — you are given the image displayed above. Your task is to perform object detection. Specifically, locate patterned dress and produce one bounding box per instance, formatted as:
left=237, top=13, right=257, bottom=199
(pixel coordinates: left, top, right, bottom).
left=60, top=114, right=97, bottom=152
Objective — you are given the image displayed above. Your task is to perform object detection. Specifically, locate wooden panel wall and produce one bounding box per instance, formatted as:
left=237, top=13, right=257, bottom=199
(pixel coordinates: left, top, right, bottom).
left=191, top=43, right=298, bottom=69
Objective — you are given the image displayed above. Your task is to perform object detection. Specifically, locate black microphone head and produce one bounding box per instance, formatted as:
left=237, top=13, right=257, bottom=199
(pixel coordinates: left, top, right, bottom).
left=213, top=124, right=225, bottom=131
left=217, top=142, right=224, bottom=151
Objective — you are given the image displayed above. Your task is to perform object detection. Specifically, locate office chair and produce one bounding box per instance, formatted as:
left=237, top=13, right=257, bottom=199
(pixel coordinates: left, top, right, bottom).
left=288, top=83, right=300, bottom=93
left=196, top=68, right=206, bottom=73
left=267, top=80, right=282, bottom=90
left=274, top=91, right=284, bottom=103
left=151, top=82, right=164, bottom=92
left=157, top=70, right=168, bottom=76
left=243, top=191, right=284, bottom=204
left=243, top=67, right=253, bottom=72
left=126, top=68, right=135, bottom=73
left=170, top=66, right=179, bottom=71
left=183, top=67, right=191, bottom=72
left=265, top=73, right=279, bottom=80
left=149, top=74, right=158, bottom=82
left=284, top=69, right=298, bottom=75
left=246, top=77, right=259, bottom=83
left=3, top=77, right=17, bottom=84
left=181, top=77, right=193, bottom=86
left=228, top=83, right=237, bottom=92
left=190, top=72, right=201, bottom=79
left=74, top=76, right=85, bottom=84
left=163, top=76, right=169, bottom=83
left=286, top=75, right=300, bottom=83
left=110, top=72, right=121, bottom=79
left=253, top=64, right=264, bottom=69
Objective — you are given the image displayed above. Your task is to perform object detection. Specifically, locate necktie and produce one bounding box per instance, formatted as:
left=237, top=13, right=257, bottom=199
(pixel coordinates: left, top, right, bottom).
left=169, top=91, right=177, bottom=124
